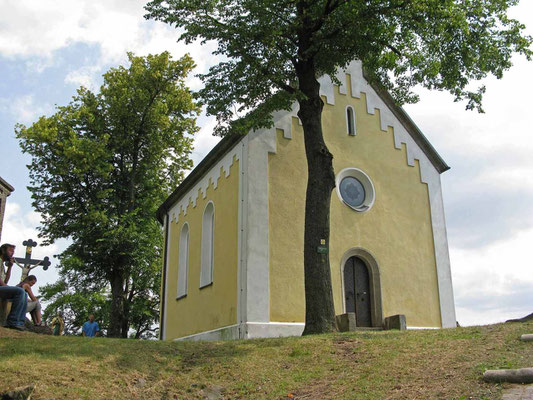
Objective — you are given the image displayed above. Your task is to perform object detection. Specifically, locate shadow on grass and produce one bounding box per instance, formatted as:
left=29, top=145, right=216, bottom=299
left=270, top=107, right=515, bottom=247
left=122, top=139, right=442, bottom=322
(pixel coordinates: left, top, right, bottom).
left=0, top=331, right=289, bottom=373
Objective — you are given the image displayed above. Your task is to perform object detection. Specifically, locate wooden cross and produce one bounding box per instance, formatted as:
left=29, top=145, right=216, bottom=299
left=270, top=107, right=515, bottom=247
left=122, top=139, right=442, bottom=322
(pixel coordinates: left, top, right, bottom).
left=13, top=238, right=51, bottom=281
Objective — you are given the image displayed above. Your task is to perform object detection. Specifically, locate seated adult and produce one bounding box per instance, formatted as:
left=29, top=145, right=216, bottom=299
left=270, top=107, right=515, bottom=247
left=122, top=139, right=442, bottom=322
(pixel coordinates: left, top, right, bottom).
left=17, top=275, right=42, bottom=325
left=0, top=243, right=27, bottom=331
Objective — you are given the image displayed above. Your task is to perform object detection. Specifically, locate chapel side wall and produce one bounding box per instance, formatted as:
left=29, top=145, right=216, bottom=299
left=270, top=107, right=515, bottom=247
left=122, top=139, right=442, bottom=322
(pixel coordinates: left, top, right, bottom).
left=164, top=160, right=240, bottom=340
left=268, top=81, right=442, bottom=328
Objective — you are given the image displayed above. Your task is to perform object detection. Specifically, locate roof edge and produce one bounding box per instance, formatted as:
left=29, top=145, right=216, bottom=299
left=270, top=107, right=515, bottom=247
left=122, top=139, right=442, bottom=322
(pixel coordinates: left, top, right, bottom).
left=0, top=176, right=14, bottom=193
left=156, top=133, right=244, bottom=224
left=362, top=70, right=450, bottom=174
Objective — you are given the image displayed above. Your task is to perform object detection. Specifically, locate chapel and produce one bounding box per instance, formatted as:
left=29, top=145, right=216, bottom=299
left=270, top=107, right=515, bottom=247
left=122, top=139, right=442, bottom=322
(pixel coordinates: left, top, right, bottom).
left=157, top=61, right=456, bottom=341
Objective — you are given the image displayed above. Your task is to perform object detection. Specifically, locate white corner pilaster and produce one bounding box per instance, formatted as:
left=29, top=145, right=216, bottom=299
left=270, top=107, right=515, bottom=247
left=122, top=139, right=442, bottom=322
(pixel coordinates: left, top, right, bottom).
left=162, top=215, right=170, bottom=341
left=240, top=128, right=277, bottom=325
left=425, top=172, right=457, bottom=328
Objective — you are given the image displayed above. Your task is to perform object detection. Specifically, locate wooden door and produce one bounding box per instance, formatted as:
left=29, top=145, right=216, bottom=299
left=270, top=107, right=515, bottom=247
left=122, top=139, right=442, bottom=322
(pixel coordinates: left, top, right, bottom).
left=344, top=256, right=372, bottom=327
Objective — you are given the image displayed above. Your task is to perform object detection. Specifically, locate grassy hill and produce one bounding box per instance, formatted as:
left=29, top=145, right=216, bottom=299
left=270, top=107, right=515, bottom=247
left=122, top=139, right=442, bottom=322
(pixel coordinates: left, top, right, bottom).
left=0, top=322, right=531, bottom=399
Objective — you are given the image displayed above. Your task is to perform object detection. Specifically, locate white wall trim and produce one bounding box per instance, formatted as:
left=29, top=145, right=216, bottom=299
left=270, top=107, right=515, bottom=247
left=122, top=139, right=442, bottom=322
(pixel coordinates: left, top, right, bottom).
left=237, top=138, right=248, bottom=338
left=172, top=322, right=306, bottom=341
left=173, top=324, right=241, bottom=341
left=162, top=217, right=170, bottom=341
left=246, top=322, right=305, bottom=338
left=407, top=326, right=440, bottom=330
left=171, top=322, right=445, bottom=341
left=241, top=128, right=277, bottom=324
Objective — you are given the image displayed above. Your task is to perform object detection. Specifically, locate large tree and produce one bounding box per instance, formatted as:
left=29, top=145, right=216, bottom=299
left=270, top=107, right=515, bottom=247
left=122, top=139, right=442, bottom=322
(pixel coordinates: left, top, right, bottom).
left=146, top=0, right=532, bottom=334
left=40, top=279, right=110, bottom=336
left=16, top=52, right=199, bottom=338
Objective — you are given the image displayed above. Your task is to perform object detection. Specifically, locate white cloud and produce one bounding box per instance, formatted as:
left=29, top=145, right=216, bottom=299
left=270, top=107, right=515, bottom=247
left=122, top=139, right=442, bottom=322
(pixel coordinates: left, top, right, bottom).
left=450, top=227, right=533, bottom=325
left=455, top=306, right=530, bottom=327
left=64, top=65, right=103, bottom=90
left=0, top=95, right=52, bottom=125
left=0, top=0, right=139, bottom=60
left=0, top=0, right=218, bottom=79
left=190, top=116, right=221, bottom=165
left=24, top=57, right=57, bottom=74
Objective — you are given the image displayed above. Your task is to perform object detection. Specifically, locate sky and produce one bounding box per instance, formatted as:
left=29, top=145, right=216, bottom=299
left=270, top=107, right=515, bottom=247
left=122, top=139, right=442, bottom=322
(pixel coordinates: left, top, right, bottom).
left=1, top=0, right=532, bottom=327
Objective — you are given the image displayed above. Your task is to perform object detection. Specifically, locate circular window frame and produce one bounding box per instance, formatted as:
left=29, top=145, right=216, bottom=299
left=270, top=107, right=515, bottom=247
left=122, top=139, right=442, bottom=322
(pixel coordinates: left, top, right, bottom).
left=335, top=168, right=375, bottom=212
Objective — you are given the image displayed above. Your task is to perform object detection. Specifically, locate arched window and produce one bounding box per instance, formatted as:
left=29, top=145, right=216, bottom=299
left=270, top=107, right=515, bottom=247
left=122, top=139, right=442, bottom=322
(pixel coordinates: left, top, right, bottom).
left=346, top=106, right=356, bottom=136
left=177, top=223, right=189, bottom=298
left=200, top=202, right=215, bottom=288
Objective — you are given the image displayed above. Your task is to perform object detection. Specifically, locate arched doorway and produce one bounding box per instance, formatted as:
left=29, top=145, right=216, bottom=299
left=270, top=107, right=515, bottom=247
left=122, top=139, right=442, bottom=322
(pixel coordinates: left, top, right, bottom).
left=344, top=256, right=371, bottom=327
left=341, top=248, right=383, bottom=328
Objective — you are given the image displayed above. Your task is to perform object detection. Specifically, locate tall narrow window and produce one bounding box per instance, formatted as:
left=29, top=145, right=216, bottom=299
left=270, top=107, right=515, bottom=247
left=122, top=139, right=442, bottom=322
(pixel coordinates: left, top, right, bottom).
left=346, top=106, right=356, bottom=136
left=177, top=223, right=189, bottom=299
left=200, top=202, right=215, bottom=288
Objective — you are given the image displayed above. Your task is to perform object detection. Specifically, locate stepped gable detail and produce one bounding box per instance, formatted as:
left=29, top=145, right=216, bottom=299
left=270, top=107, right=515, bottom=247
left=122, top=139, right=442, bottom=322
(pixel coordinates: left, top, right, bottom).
left=168, top=146, right=242, bottom=223
left=272, top=60, right=448, bottom=181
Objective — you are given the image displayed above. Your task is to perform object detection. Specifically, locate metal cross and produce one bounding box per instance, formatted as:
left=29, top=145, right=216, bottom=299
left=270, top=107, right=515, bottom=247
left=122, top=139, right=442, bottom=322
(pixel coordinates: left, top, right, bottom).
left=14, top=238, right=51, bottom=281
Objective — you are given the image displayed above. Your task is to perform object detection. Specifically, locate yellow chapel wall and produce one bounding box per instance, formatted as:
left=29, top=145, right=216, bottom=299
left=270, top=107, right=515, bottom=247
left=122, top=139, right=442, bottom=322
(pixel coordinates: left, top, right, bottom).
left=268, top=78, right=442, bottom=328
left=164, top=159, right=240, bottom=339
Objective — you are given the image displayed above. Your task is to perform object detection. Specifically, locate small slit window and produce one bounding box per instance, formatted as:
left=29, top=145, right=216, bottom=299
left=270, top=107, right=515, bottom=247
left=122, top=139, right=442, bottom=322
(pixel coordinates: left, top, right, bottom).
left=200, top=202, right=215, bottom=288
left=177, top=223, right=189, bottom=299
left=346, top=106, right=356, bottom=136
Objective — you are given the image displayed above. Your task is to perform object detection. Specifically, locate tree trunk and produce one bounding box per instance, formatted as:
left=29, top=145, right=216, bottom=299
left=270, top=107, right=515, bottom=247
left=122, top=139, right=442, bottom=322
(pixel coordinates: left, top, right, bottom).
left=297, top=62, right=337, bottom=335
left=108, top=268, right=125, bottom=337
left=121, top=279, right=134, bottom=338
left=121, top=302, right=129, bottom=338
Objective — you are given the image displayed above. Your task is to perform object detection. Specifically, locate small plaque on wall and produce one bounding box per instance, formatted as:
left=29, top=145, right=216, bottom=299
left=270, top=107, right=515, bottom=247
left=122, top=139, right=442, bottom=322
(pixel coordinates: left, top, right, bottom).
left=317, top=246, right=328, bottom=254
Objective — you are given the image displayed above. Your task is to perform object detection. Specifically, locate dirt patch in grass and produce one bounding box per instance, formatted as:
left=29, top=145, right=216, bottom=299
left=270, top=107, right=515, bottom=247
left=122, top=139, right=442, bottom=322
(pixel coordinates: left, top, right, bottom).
left=282, top=323, right=533, bottom=400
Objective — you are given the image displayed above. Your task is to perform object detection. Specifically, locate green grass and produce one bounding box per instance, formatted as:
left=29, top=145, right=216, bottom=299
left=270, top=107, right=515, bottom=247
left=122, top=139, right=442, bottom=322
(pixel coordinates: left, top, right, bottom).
left=0, top=322, right=532, bottom=399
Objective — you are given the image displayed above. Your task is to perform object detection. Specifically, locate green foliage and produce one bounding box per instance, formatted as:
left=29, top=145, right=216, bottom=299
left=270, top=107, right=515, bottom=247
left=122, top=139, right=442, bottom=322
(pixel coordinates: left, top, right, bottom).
left=146, top=0, right=532, bottom=131
left=40, top=279, right=109, bottom=336
left=16, top=52, right=199, bottom=338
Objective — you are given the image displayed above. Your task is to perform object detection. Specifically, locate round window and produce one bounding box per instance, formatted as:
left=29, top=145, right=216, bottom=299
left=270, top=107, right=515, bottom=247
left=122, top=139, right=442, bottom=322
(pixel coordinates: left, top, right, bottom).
left=335, top=168, right=375, bottom=212
left=339, top=176, right=365, bottom=208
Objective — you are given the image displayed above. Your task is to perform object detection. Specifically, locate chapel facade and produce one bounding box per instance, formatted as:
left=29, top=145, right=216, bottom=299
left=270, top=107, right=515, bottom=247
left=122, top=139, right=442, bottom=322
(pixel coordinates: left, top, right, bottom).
left=157, top=61, right=456, bottom=341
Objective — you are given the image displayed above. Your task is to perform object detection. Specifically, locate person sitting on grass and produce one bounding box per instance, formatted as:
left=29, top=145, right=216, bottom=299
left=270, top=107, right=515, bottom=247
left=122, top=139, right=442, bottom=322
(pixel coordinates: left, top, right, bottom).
left=16, top=275, right=42, bottom=325
left=0, top=243, right=27, bottom=331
